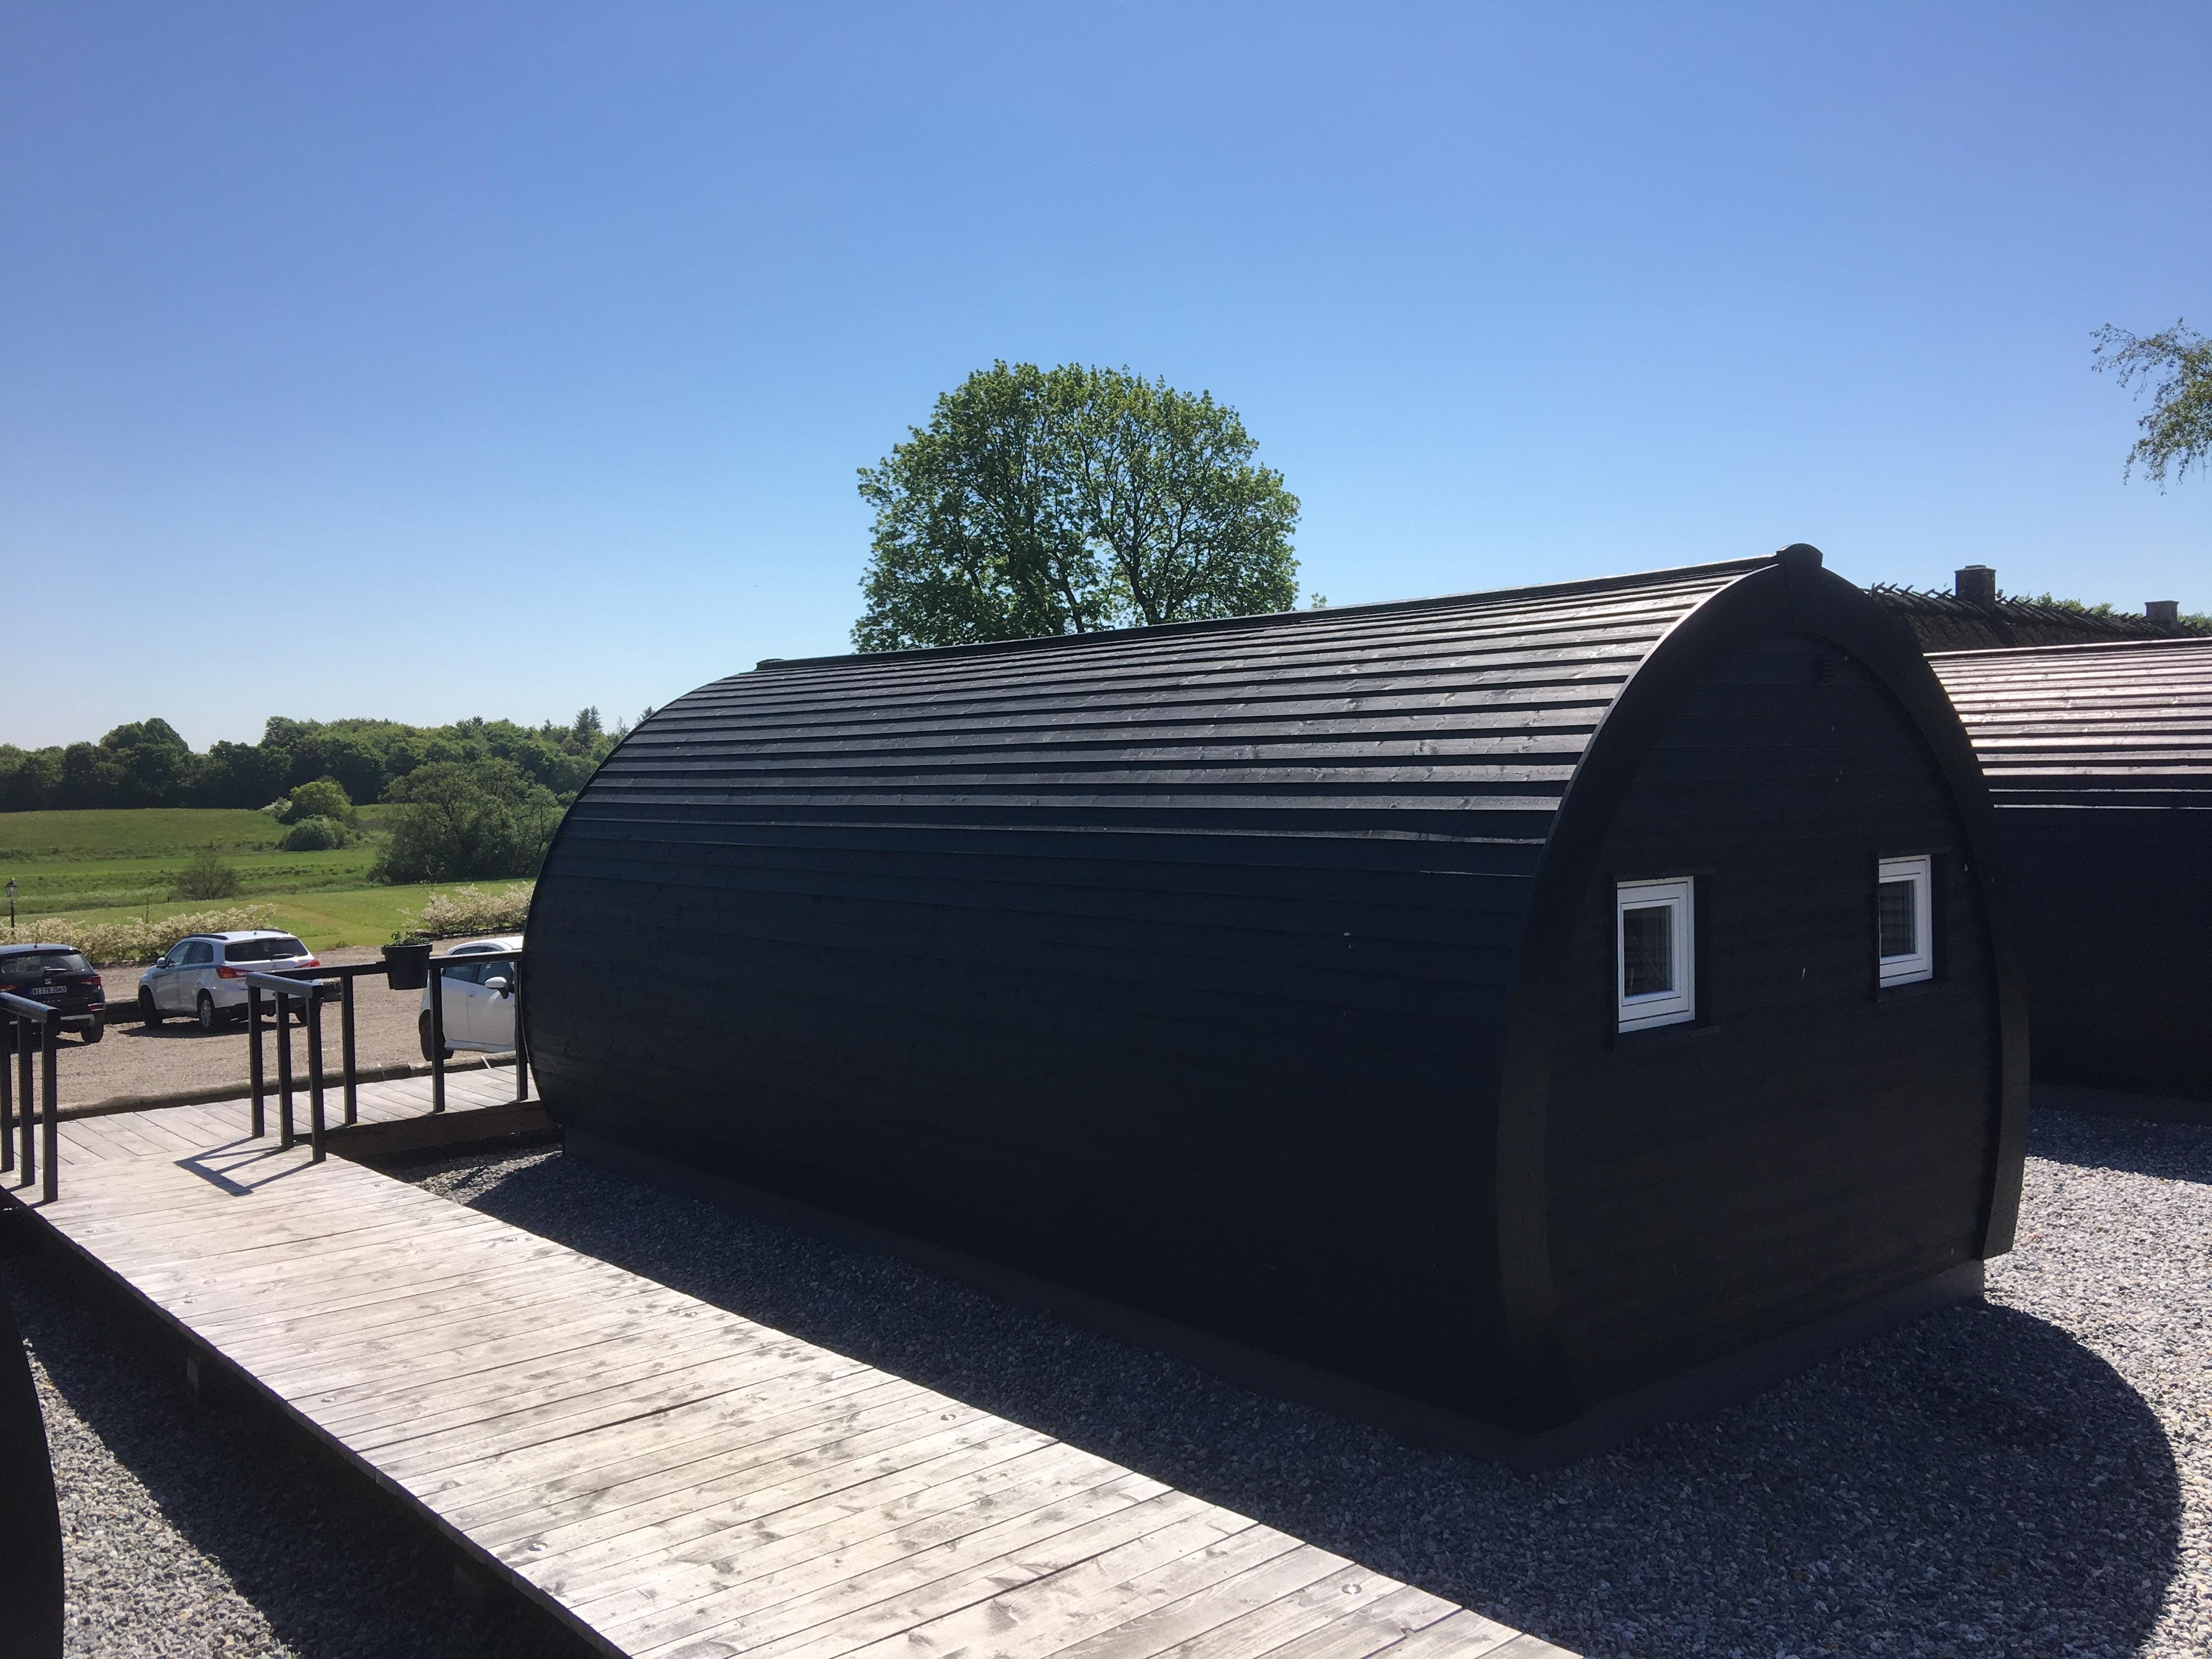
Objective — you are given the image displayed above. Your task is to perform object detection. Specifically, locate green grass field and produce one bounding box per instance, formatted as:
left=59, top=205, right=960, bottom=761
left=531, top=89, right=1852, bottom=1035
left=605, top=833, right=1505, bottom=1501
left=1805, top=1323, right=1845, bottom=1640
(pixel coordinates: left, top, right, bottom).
left=0, top=808, right=285, bottom=861
left=0, top=806, right=427, bottom=951
left=9, top=844, right=385, bottom=913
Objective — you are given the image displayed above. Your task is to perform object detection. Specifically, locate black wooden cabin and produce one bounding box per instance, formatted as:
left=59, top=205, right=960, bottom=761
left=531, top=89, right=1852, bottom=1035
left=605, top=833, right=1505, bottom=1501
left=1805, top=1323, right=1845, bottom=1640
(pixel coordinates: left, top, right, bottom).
left=1931, top=636, right=2212, bottom=1114
left=527, top=546, right=2025, bottom=1460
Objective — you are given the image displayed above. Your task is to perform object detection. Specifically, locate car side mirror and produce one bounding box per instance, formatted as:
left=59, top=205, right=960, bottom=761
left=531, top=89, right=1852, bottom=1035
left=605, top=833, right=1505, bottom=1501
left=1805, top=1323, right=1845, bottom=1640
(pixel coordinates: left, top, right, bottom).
left=484, top=975, right=511, bottom=996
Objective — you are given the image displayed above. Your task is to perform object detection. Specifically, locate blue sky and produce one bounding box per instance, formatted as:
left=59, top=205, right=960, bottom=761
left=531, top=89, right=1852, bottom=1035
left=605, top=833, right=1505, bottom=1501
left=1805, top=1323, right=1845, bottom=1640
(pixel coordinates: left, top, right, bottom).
left=4, top=2, right=2206, bottom=749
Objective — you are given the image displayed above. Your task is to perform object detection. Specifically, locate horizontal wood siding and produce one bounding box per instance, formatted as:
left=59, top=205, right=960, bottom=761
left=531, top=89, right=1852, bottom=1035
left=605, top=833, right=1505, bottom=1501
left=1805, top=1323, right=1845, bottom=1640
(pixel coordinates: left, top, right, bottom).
left=1543, top=637, right=2000, bottom=1407
left=1997, top=808, right=2210, bottom=1099
left=1931, top=639, right=2212, bottom=1101
left=530, top=566, right=1756, bottom=1424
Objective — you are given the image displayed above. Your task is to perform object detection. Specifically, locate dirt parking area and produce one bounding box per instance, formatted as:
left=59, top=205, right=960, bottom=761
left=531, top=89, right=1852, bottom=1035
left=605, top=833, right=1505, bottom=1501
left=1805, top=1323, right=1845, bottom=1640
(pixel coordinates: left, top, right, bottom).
left=32, top=947, right=502, bottom=1113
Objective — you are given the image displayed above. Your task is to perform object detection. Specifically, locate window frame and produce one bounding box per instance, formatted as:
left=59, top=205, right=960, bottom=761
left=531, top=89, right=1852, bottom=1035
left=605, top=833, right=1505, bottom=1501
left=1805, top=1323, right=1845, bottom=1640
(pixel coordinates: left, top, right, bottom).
left=1876, top=854, right=1934, bottom=988
left=1616, top=876, right=1697, bottom=1032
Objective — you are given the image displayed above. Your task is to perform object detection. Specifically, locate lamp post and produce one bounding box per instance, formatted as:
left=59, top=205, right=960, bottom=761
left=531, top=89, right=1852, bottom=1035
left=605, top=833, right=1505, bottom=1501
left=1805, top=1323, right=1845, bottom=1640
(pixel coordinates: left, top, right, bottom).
left=5, top=878, right=13, bottom=940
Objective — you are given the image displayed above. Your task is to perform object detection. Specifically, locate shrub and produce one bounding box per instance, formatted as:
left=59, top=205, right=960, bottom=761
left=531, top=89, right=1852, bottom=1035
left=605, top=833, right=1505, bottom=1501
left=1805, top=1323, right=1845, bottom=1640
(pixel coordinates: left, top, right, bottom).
left=371, top=759, right=560, bottom=885
left=26, top=904, right=280, bottom=965
left=390, top=883, right=535, bottom=943
left=278, top=815, right=352, bottom=851
left=279, top=775, right=357, bottom=826
left=172, top=849, right=242, bottom=900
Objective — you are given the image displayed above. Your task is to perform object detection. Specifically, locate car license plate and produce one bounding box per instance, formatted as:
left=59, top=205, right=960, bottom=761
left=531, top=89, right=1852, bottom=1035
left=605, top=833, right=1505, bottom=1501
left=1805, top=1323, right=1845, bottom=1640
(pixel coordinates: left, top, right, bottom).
left=30, top=987, right=63, bottom=998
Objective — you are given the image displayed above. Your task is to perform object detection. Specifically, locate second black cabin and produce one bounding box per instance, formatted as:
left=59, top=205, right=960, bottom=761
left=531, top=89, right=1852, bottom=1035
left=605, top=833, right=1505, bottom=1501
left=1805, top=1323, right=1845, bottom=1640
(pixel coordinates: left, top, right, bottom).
left=526, top=547, right=2024, bottom=1460
left=1932, top=636, right=2212, bottom=1113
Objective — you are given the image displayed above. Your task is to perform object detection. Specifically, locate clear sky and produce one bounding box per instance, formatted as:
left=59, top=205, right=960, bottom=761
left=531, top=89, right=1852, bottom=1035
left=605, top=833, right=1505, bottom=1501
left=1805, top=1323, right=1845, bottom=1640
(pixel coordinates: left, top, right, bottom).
left=4, top=2, right=2206, bottom=749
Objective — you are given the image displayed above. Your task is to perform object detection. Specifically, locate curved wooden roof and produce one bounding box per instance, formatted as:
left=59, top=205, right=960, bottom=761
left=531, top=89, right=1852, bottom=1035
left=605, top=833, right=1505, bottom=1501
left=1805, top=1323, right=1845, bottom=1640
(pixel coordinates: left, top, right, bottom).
left=564, top=557, right=1770, bottom=853
left=1929, top=636, right=2212, bottom=809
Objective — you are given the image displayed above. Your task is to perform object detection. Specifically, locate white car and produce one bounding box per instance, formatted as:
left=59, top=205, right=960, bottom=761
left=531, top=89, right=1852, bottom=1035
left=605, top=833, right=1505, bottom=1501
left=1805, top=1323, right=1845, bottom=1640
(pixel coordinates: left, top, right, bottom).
left=420, top=935, right=523, bottom=1060
left=138, top=930, right=321, bottom=1032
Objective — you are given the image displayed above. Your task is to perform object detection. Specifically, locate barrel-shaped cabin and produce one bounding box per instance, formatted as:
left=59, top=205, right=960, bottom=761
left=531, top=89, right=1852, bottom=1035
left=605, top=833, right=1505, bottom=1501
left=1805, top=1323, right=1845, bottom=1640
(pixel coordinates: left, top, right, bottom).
left=1931, top=636, right=2212, bottom=1114
left=527, top=547, right=2025, bottom=1460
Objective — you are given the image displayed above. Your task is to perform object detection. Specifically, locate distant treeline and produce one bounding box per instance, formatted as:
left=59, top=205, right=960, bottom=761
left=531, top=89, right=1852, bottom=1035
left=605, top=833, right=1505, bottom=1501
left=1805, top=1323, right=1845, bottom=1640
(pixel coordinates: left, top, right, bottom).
left=0, top=708, right=638, bottom=814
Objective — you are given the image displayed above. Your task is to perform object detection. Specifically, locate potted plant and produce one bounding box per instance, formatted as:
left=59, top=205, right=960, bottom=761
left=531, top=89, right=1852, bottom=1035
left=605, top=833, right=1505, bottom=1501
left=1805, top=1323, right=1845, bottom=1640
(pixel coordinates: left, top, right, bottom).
left=382, top=936, right=432, bottom=991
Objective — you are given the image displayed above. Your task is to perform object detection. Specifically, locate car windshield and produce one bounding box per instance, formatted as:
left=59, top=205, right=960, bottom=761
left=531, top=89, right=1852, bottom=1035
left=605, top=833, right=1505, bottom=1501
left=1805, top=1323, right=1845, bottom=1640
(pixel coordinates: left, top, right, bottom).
left=223, top=936, right=309, bottom=963
left=0, top=950, right=93, bottom=980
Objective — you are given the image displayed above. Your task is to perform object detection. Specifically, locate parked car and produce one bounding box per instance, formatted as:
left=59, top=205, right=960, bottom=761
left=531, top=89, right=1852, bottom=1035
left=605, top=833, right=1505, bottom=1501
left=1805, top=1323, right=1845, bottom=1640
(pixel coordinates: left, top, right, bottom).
left=420, top=935, right=523, bottom=1060
left=138, top=931, right=321, bottom=1032
left=0, top=944, right=106, bottom=1045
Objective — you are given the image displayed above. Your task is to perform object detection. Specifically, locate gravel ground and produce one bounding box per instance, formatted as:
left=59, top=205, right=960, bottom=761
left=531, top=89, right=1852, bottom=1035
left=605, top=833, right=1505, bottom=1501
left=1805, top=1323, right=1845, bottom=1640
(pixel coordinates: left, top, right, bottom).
left=9, top=1107, right=2204, bottom=1657
left=42, top=947, right=470, bottom=1111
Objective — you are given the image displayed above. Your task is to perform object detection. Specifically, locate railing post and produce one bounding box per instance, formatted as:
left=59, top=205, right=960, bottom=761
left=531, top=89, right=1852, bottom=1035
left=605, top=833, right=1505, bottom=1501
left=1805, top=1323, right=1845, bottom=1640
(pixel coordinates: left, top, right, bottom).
left=429, top=963, right=446, bottom=1114
left=275, top=992, right=296, bottom=1150
left=512, top=956, right=528, bottom=1103
left=17, top=1020, right=33, bottom=1188
left=39, top=1015, right=57, bottom=1205
left=306, top=989, right=326, bottom=1164
left=340, top=974, right=358, bottom=1126
left=248, top=985, right=267, bottom=1139
left=2, top=1017, right=14, bottom=1176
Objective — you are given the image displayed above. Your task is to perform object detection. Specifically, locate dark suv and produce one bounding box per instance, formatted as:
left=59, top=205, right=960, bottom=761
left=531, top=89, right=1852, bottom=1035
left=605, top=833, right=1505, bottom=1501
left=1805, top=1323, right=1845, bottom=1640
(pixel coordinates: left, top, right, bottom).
left=0, top=944, right=106, bottom=1045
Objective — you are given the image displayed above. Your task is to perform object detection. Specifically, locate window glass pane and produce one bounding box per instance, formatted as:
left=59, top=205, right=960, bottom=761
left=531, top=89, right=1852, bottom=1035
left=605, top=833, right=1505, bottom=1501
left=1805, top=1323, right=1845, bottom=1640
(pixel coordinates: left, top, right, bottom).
left=442, top=962, right=483, bottom=985
left=223, top=936, right=308, bottom=963
left=1878, top=879, right=1917, bottom=959
left=1, top=950, right=92, bottom=979
left=185, top=942, right=215, bottom=965
left=1622, top=904, right=1674, bottom=997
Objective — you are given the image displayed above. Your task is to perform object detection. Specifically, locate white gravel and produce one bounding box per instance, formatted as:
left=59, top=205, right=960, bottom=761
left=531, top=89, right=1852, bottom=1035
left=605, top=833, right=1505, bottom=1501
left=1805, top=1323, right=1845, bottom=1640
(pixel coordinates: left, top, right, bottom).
left=9, top=1106, right=2204, bottom=1657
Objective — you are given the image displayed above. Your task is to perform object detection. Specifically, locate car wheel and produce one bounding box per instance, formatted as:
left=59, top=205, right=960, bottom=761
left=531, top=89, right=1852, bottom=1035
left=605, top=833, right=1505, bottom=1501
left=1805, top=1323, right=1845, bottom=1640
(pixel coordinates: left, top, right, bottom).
left=419, top=1011, right=453, bottom=1063
left=139, top=987, right=163, bottom=1028
left=81, top=1014, right=104, bottom=1046
left=196, top=991, right=219, bottom=1032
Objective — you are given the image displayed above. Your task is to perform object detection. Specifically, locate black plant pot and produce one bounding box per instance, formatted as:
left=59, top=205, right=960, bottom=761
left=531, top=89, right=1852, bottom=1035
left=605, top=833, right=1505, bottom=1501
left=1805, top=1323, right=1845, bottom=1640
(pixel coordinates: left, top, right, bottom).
left=381, top=941, right=432, bottom=991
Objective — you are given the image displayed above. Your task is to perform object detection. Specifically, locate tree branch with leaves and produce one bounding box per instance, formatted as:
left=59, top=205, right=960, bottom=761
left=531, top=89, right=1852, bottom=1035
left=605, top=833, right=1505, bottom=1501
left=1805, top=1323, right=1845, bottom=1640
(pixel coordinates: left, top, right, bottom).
left=2093, top=319, right=2210, bottom=487
left=854, top=362, right=1299, bottom=649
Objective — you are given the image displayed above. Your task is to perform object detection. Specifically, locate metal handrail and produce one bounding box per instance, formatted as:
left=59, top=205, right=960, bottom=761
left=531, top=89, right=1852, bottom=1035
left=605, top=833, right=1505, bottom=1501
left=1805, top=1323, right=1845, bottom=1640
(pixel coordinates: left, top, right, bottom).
left=247, top=947, right=528, bottom=1156
left=0, top=990, right=60, bottom=1205
left=245, top=972, right=331, bottom=1162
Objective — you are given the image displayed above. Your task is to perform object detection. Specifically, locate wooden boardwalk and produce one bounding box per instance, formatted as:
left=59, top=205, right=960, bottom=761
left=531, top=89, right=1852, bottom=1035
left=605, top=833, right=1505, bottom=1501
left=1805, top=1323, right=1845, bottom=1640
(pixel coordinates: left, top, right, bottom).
left=10, top=1102, right=1573, bottom=1659
left=58, top=1065, right=547, bottom=1158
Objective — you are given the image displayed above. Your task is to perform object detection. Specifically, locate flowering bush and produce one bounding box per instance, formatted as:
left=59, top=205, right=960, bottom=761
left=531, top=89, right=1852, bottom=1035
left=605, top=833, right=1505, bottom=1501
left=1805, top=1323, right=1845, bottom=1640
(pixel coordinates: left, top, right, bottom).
left=393, top=884, right=533, bottom=943
left=27, top=905, right=280, bottom=965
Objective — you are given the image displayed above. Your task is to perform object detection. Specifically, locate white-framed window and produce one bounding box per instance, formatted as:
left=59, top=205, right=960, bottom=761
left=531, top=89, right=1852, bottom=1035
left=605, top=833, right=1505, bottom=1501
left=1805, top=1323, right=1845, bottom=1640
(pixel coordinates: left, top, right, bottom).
left=1877, top=855, right=1934, bottom=987
left=1616, top=877, right=1695, bottom=1032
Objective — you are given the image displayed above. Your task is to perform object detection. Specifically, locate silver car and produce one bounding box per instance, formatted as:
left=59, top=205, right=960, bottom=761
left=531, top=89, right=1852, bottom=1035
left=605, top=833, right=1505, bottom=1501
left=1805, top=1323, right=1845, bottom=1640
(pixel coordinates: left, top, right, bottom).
left=138, top=930, right=321, bottom=1032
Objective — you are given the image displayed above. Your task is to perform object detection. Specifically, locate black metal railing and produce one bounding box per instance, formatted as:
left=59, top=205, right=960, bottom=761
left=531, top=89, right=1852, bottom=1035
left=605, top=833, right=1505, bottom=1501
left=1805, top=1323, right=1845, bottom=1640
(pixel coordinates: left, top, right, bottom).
left=248, top=949, right=528, bottom=1162
left=1, top=991, right=61, bottom=1206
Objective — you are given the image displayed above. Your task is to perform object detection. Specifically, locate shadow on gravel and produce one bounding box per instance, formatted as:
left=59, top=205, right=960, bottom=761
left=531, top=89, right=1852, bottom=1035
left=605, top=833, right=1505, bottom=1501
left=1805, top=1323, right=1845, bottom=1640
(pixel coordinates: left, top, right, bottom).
left=2029, top=1104, right=2212, bottom=1184
left=412, top=1146, right=2182, bottom=1659
left=1, top=1253, right=590, bottom=1659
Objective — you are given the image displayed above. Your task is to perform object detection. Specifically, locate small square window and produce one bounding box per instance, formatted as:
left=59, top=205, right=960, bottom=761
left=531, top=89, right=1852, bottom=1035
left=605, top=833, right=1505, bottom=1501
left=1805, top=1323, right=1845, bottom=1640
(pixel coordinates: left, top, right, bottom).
left=1617, top=877, right=1695, bottom=1031
left=1877, top=855, right=1933, bottom=987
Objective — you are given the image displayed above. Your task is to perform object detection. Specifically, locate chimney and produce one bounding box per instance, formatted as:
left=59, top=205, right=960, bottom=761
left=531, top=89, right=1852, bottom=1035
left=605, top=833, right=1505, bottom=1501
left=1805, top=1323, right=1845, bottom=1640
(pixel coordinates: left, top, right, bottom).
left=2146, top=600, right=2180, bottom=626
left=1954, top=565, right=1998, bottom=610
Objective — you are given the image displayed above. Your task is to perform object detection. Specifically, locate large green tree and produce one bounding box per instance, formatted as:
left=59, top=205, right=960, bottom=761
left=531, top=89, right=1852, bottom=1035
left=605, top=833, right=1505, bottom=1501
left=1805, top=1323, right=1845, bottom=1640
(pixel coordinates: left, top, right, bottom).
left=853, top=363, right=1299, bottom=650
left=370, top=758, right=560, bottom=884
left=2094, top=319, right=2210, bottom=486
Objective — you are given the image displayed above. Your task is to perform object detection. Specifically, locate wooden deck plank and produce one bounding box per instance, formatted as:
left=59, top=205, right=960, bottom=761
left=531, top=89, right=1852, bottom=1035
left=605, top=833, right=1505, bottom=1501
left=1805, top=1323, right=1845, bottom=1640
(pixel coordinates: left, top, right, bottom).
left=522, top=1415, right=1058, bottom=1594
left=469, top=1387, right=991, bottom=1553
left=2, top=1099, right=1575, bottom=1659
left=263, top=1283, right=721, bottom=1401
left=416, top=1364, right=931, bottom=1523
left=641, top=1488, right=1231, bottom=1659
left=580, top=1442, right=1122, bottom=1650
